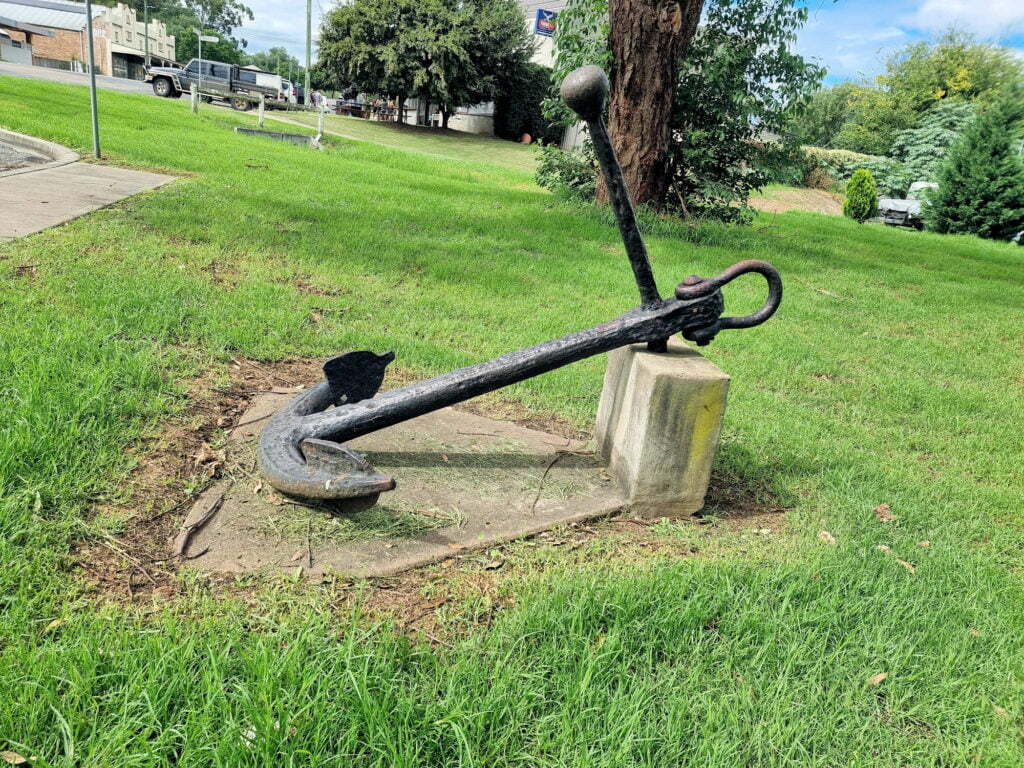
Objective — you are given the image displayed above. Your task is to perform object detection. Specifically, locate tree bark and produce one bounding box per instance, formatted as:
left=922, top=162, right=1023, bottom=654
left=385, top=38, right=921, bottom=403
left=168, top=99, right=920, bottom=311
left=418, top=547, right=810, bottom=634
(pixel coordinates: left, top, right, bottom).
left=397, top=94, right=406, bottom=124
left=599, top=0, right=703, bottom=209
left=441, top=105, right=451, bottom=129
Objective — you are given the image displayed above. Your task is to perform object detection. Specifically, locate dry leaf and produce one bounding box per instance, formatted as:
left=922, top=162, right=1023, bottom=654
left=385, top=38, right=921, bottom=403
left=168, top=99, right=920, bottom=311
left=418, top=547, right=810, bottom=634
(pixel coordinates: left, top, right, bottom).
left=993, top=705, right=1010, bottom=719
left=917, top=540, right=931, bottom=547
left=441, top=454, right=449, bottom=463
left=817, top=530, right=837, bottom=545
left=267, top=493, right=285, bottom=506
left=0, top=752, right=26, bottom=765
left=43, top=617, right=65, bottom=633
left=483, top=559, right=504, bottom=570
left=310, top=311, right=322, bottom=323
left=447, top=542, right=465, bottom=551
left=874, top=503, right=895, bottom=523
left=868, top=672, right=888, bottom=686
left=290, top=550, right=304, bottom=563
left=876, top=544, right=891, bottom=553
left=896, top=559, right=916, bottom=573
left=253, top=482, right=263, bottom=495
left=195, top=442, right=216, bottom=465
left=969, top=629, right=982, bottom=637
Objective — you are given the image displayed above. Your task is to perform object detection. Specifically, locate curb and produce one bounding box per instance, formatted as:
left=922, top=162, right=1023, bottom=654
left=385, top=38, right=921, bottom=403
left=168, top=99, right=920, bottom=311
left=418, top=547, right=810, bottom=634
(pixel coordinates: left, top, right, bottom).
left=0, top=127, right=80, bottom=179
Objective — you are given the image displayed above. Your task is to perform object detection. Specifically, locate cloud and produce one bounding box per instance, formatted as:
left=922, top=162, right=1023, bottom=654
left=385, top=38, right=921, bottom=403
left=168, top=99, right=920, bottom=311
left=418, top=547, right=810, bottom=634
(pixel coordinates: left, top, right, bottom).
left=905, top=0, right=1024, bottom=37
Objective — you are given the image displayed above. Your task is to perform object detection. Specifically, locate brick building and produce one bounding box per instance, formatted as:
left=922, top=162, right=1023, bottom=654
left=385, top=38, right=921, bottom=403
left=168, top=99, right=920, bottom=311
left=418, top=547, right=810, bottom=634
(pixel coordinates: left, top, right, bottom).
left=0, top=0, right=174, bottom=78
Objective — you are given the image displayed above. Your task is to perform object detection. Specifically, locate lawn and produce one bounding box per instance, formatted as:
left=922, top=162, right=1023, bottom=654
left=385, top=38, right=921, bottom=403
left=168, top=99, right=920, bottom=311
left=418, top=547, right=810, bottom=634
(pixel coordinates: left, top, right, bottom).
left=1, top=76, right=1024, bottom=767
left=276, top=108, right=539, bottom=173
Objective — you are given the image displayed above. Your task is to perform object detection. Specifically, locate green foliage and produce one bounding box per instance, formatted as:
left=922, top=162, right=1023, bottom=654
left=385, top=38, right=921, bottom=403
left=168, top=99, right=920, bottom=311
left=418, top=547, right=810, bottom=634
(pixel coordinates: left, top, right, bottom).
left=317, top=0, right=531, bottom=124
left=242, top=47, right=305, bottom=81
left=926, top=93, right=1024, bottom=240
left=817, top=30, right=1024, bottom=157
left=535, top=144, right=597, bottom=199
left=792, top=82, right=867, bottom=148
left=843, top=168, right=879, bottom=222
left=542, top=0, right=611, bottom=126
left=801, top=146, right=907, bottom=197
left=889, top=100, right=976, bottom=184
left=832, top=86, right=918, bottom=155
left=882, top=30, right=1024, bottom=114
left=494, top=63, right=562, bottom=144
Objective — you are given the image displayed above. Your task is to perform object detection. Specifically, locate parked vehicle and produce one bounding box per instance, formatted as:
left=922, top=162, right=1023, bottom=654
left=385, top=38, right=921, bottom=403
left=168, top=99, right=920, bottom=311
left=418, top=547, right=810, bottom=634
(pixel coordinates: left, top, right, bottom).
left=145, top=59, right=279, bottom=111
left=878, top=182, right=938, bottom=229
left=280, top=79, right=298, bottom=105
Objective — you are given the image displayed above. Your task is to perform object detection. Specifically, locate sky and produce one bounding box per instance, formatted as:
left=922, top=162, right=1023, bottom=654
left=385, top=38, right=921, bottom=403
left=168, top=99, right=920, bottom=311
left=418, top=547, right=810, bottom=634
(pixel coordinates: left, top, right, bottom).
left=235, top=0, right=1024, bottom=83
left=796, top=0, right=1024, bottom=84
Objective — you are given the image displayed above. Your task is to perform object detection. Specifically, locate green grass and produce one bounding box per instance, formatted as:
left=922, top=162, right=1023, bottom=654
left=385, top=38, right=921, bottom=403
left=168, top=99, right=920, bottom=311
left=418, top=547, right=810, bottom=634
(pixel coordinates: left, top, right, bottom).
left=2, top=76, right=1024, bottom=766
left=275, top=109, right=539, bottom=173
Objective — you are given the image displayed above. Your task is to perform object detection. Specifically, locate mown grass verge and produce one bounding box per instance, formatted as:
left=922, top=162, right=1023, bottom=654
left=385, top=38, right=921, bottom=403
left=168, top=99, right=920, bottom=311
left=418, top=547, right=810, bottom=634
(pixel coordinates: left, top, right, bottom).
left=1, top=76, right=1023, bottom=766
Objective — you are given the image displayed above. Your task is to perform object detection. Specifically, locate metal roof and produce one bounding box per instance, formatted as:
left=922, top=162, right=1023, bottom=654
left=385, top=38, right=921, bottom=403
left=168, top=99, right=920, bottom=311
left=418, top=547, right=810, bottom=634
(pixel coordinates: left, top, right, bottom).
left=0, top=0, right=100, bottom=32
left=0, top=12, right=56, bottom=35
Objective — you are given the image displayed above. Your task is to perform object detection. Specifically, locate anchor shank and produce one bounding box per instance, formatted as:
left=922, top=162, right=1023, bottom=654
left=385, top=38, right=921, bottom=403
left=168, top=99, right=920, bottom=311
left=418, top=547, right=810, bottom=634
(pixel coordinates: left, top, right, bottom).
left=300, top=299, right=698, bottom=447
left=587, top=115, right=662, bottom=310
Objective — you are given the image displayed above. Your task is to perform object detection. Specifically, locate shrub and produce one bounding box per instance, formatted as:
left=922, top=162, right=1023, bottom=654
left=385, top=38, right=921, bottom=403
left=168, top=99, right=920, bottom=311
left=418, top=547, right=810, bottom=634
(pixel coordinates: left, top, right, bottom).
left=843, top=169, right=879, bottom=222
left=802, top=146, right=909, bottom=197
left=925, top=93, right=1024, bottom=240
left=535, top=144, right=598, bottom=200
left=495, top=63, right=564, bottom=145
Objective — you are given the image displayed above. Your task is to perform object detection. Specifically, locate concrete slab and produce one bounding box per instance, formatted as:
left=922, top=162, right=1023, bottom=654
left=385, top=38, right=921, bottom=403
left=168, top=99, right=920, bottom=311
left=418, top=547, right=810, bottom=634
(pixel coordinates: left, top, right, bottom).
left=182, top=391, right=626, bottom=578
left=0, top=161, right=173, bottom=241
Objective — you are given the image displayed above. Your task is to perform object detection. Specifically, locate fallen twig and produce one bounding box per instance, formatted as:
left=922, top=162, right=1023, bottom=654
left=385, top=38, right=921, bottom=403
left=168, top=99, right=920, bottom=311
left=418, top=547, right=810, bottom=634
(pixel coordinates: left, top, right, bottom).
left=98, top=538, right=157, bottom=585
left=173, top=484, right=230, bottom=557
left=233, top=412, right=273, bottom=429
left=232, top=357, right=293, bottom=386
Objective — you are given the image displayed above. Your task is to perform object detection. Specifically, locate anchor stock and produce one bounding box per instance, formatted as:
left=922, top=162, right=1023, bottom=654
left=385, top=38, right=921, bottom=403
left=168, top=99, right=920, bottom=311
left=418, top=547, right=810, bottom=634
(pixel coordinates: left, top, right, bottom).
left=258, top=65, right=783, bottom=501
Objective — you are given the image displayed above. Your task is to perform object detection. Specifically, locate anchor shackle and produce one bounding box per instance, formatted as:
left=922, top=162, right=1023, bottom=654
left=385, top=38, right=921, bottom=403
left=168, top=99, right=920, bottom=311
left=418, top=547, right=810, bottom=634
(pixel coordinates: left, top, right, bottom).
left=675, top=259, right=783, bottom=345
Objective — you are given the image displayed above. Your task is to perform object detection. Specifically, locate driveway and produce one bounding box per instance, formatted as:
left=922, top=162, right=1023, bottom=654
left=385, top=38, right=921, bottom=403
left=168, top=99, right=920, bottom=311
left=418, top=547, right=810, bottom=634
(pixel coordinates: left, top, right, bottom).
left=0, top=61, right=152, bottom=96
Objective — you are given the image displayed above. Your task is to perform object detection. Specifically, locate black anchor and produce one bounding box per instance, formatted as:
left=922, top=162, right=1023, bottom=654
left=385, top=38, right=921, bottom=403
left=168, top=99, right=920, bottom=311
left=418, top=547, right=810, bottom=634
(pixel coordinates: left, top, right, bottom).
left=258, top=65, right=783, bottom=502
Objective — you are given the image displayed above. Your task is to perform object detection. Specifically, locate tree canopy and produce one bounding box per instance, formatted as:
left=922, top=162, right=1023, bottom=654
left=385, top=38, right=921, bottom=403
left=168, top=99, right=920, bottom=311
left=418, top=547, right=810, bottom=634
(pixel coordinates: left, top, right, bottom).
left=797, top=30, right=1024, bottom=156
left=317, top=0, right=532, bottom=126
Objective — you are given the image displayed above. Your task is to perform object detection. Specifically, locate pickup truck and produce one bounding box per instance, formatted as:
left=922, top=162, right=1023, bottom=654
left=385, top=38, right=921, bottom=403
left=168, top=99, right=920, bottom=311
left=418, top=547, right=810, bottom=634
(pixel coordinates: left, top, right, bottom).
left=145, top=59, right=280, bottom=111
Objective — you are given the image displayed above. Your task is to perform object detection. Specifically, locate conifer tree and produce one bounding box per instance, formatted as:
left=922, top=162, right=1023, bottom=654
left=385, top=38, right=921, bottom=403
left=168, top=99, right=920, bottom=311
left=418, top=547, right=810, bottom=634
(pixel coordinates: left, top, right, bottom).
left=926, top=92, right=1024, bottom=240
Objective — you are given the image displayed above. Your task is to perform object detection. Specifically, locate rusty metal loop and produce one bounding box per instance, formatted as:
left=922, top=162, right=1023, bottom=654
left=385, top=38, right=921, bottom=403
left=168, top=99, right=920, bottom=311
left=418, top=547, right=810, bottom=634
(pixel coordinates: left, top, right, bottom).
left=675, top=259, right=782, bottom=331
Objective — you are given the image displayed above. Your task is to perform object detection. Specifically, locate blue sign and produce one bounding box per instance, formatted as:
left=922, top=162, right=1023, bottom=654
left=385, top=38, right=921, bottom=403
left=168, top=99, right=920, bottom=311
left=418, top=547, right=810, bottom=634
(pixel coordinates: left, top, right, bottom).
left=534, top=9, right=557, bottom=37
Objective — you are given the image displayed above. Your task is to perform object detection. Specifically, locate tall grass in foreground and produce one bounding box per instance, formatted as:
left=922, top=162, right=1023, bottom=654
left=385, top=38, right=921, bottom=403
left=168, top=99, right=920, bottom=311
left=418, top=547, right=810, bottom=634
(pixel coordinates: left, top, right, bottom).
left=0, top=76, right=1022, bottom=766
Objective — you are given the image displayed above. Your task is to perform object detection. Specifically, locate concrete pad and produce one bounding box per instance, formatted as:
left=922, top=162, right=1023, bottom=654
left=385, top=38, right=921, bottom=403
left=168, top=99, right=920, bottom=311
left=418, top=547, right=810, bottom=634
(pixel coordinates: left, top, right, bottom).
left=596, top=339, right=729, bottom=518
left=0, top=161, right=173, bottom=241
left=182, top=391, right=625, bottom=578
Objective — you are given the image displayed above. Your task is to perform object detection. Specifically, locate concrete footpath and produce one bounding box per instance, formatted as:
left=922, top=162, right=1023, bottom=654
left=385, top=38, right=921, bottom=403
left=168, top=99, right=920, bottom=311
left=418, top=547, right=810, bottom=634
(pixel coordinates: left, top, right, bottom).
left=0, top=130, right=173, bottom=241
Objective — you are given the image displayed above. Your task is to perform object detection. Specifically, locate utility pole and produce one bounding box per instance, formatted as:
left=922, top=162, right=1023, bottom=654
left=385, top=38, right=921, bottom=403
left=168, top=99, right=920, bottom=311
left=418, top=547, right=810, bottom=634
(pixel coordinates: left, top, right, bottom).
left=304, top=0, right=311, bottom=105
left=84, top=0, right=100, bottom=158
left=143, top=0, right=149, bottom=68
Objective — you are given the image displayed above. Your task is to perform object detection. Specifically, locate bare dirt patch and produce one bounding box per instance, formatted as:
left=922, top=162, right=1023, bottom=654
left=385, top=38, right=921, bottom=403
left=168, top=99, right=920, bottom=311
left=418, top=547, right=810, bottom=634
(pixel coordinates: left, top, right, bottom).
left=750, top=188, right=843, bottom=216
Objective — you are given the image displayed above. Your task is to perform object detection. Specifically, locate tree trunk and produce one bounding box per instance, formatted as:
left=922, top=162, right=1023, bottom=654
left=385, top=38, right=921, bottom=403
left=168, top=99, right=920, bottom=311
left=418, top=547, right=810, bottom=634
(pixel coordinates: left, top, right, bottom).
left=599, top=0, right=703, bottom=209
left=397, top=95, right=406, bottom=124
left=441, top=105, right=451, bottom=129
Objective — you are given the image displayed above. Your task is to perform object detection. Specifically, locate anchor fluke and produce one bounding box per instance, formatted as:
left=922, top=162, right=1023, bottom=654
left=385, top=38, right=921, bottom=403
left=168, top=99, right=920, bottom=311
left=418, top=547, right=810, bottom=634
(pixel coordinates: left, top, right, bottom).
left=324, top=350, right=395, bottom=405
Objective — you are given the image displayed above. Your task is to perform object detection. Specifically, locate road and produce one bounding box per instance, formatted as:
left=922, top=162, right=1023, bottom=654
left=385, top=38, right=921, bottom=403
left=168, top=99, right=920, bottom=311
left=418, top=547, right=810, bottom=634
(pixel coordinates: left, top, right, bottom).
left=0, top=61, right=152, bottom=96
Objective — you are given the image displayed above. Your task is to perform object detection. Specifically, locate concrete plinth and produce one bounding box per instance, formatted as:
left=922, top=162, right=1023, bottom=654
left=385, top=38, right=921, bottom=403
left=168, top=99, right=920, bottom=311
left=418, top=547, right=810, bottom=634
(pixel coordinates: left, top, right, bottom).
left=595, top=339, right=729, bottom=517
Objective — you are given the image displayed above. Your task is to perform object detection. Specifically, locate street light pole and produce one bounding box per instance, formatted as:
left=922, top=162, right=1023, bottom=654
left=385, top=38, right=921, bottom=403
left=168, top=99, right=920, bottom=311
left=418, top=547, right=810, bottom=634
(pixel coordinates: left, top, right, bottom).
left=143, top=0, right=149, bottom=68
left=304, top=0, right=311, bottom=106
left=84, top=0, right=100, bottom=158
